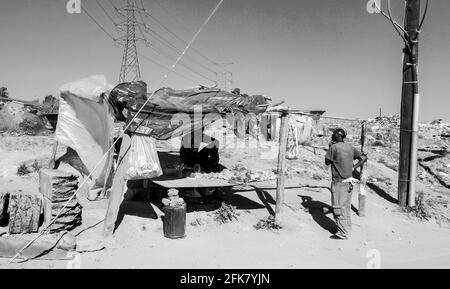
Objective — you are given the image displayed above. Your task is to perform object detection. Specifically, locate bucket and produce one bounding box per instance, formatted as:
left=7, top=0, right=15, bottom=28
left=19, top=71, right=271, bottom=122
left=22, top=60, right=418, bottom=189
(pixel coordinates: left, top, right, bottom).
left=163, top=204, right=186, bottom=239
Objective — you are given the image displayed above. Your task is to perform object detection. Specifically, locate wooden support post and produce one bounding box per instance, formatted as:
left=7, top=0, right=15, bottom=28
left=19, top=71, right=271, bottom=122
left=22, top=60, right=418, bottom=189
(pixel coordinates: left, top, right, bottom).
left=49, top=141, right=59, bottom=169
left=398, top=0, right=421, bottom=208
left=101, top=149, right=115, bottom=199
left=103, top=134, right=131, bottom=237
left=275, top=112, right=289, bottom=223
left=358, top=121, right=368, bottom=217
left=0, top=192, right=8, bottom=222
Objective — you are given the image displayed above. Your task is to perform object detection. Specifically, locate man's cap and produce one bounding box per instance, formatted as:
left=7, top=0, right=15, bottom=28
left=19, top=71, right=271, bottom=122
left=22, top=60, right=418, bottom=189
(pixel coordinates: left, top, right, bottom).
left=333, top=127, right=347, bottom=138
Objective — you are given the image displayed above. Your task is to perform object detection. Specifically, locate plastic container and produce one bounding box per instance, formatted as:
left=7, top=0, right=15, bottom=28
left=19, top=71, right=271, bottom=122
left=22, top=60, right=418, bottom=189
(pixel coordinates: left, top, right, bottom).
left=163, top=204, right=187, bottom=239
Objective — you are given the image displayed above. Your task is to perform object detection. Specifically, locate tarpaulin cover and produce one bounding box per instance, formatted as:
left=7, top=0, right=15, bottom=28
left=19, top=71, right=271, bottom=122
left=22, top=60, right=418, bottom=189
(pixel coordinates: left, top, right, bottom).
left=55, top=91, right=114, bottom=188
left=109, top=83, right=270, bottom=140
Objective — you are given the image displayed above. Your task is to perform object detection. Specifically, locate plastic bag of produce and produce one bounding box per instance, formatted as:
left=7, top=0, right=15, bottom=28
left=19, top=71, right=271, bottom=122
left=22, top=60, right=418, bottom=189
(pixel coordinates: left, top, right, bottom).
left=125, top=135, right=163, bottom=180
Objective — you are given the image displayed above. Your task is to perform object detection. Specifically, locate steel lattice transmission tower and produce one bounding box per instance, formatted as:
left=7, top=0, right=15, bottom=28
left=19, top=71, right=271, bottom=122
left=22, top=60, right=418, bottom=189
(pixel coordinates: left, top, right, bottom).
left=117, top=0, right=144, bottom=83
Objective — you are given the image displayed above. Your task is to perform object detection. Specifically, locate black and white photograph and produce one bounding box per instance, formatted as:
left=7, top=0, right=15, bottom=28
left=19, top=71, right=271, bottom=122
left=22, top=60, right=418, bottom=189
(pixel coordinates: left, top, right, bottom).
left=0, top=0, right=449, bottom=272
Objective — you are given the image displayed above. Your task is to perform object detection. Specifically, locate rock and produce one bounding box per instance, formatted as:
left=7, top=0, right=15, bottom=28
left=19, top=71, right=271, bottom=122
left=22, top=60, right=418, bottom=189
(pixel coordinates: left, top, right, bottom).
left=58, top=233, right=77, bottom=251
left=8, top=192, right=43, bottom=234
left=39, top=169, right=83, bottom=233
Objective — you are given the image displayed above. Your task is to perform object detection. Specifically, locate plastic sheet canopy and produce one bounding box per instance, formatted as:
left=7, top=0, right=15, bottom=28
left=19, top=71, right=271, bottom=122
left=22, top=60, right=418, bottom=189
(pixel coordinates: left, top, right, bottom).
left=108, top=82, right=271, bottom=140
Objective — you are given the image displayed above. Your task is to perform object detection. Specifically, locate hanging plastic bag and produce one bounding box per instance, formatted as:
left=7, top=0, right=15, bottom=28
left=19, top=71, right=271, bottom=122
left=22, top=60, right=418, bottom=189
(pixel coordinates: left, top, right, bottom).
left=125, top=135, right=163, bottom=180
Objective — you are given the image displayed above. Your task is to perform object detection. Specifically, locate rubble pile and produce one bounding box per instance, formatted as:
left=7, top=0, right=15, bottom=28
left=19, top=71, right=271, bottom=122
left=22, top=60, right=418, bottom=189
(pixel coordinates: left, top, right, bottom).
left=419, top=119, right=450, bottom=140
left=367, top=115, right=401, bottom=146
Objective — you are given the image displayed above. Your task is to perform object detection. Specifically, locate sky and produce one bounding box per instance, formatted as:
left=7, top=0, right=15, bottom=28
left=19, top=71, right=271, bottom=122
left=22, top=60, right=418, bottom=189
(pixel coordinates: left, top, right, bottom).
left=0, top=0, right=449, bottom=121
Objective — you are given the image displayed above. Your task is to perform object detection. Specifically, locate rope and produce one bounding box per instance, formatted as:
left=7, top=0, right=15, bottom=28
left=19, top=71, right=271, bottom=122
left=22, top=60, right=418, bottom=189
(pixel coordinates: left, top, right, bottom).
left=8, top=0, right=225, bottom=265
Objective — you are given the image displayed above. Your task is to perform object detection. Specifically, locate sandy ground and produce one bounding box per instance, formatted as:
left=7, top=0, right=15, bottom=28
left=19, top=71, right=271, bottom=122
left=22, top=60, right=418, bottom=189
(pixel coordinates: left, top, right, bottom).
left=1, top=135, right=450, bottom=269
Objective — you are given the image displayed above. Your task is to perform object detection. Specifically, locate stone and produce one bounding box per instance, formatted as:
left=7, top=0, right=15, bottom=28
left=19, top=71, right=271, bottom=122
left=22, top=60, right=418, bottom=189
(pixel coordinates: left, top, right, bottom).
left=8, top=192, right=43, bottom=234
left=39, top=169, right=83, bottom=233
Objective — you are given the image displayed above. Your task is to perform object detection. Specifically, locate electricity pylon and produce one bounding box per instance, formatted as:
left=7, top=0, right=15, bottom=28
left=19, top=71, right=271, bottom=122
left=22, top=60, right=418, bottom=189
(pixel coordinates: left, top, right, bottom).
left=214, top=62, right=234, bottom=91
left=117, top=0, right=144, bottom=83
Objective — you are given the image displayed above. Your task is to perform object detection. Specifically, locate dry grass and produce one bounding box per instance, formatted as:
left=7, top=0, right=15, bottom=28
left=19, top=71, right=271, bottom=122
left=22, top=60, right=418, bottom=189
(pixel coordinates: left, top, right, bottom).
left=404, top=192, right=432, bottom=222
left=254, top=215, right=282, bottom=231
left=17, top=163, right=31, bottom=176
left=213, top=202, right=240, bottom=224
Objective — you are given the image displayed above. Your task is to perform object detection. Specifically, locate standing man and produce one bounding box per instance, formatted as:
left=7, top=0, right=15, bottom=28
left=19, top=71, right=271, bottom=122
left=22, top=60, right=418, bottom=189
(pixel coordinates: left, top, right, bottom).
left=325, top=128, right=367, bottom=240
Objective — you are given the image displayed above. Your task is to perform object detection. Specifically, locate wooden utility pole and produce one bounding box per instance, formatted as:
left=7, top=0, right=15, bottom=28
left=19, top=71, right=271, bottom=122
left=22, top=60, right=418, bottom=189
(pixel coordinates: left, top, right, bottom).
left=398, top=0, right=421, bottom=207
left=275, top=112, right=289, bottom=223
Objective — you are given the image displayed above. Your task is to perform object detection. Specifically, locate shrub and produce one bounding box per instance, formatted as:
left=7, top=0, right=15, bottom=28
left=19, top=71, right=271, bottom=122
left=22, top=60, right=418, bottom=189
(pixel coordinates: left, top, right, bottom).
left=17, top=163, right=31, bottom=176
left=31, top=160, right=41, bottom=172
left=405, top=192, right=432, bottom=221
left=372, top=140, right=386, bottom=147
left=254, top=215, right=282, bottom=231
left=213, top=202, right=239, bottom=224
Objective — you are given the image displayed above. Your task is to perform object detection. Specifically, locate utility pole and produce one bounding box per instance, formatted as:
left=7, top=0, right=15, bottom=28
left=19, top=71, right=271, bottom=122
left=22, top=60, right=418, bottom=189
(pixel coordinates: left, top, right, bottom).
left=398, top=0, right=421, bottom=207
left=370, top=0, right=428, bottom=208
left=117, top=0, right=143, bottom=83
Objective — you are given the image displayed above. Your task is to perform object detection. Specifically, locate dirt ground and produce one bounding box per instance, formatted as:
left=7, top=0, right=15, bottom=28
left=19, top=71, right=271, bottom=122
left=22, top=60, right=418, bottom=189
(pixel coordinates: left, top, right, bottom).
left=1, top=132, right=450, bottom=269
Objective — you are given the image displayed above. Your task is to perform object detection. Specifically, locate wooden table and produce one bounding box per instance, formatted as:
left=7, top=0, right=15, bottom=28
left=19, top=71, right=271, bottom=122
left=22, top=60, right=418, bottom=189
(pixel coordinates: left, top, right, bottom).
left=150, top=175, right=236, bottom=189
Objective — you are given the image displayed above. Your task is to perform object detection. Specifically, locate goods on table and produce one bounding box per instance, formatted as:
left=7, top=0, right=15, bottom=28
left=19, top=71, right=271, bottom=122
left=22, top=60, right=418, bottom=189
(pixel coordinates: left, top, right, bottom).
left=192, top=168, right=276, bottom=184
left=162, top=189, right=186, bottom=208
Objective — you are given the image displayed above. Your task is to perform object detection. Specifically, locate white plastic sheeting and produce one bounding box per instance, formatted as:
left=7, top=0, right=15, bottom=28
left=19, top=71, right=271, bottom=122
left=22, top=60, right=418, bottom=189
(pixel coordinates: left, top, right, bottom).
left=287, top=115, right=314, bottom=159
left=125, top=135, right=163, bottom=180
left=59, top=75, right=114, bottom=101
left=56, top=76, right=114, bottom=188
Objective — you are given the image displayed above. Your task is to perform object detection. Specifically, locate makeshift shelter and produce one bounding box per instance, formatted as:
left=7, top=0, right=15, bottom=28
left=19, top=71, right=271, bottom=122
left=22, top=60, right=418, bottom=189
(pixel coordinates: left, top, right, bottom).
left=108, top=83, right=271, bottom=140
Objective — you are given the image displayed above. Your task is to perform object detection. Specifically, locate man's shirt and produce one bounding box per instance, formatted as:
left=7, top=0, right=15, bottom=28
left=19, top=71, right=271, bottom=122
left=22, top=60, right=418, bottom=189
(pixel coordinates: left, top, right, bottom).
left=325, top=142, right=362, bottom=182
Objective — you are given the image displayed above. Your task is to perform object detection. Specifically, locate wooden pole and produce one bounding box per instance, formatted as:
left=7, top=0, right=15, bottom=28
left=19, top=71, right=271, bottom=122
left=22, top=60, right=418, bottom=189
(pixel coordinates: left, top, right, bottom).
left=48, top=141, right=58, bottom=169
left=398, top=0, right=420, bottom=207
left=103, top=134, right=131, bottom=237
left=358, top=121, right=368, bottom=217
left=275, top=112, right=289, bottom=223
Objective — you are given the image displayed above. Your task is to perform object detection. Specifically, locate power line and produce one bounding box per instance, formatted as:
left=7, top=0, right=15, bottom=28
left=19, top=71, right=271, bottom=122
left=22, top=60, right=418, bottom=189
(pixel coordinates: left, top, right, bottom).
left=139, top=52, right=204, bottom=85
left=135, top=20, right=216, bottom=83
left=107, top=0, right=119, bottom=11
left=82, top=0, right=213, bottom=85
left=141, top=38, right=217, bottom=83
left=81, top=5, right=116, bottom=41
left=141, top=0, right=226, bottom=72
left=135, top=7, right=218, bottom=76
left=96, top=0, right=117, bottom=25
